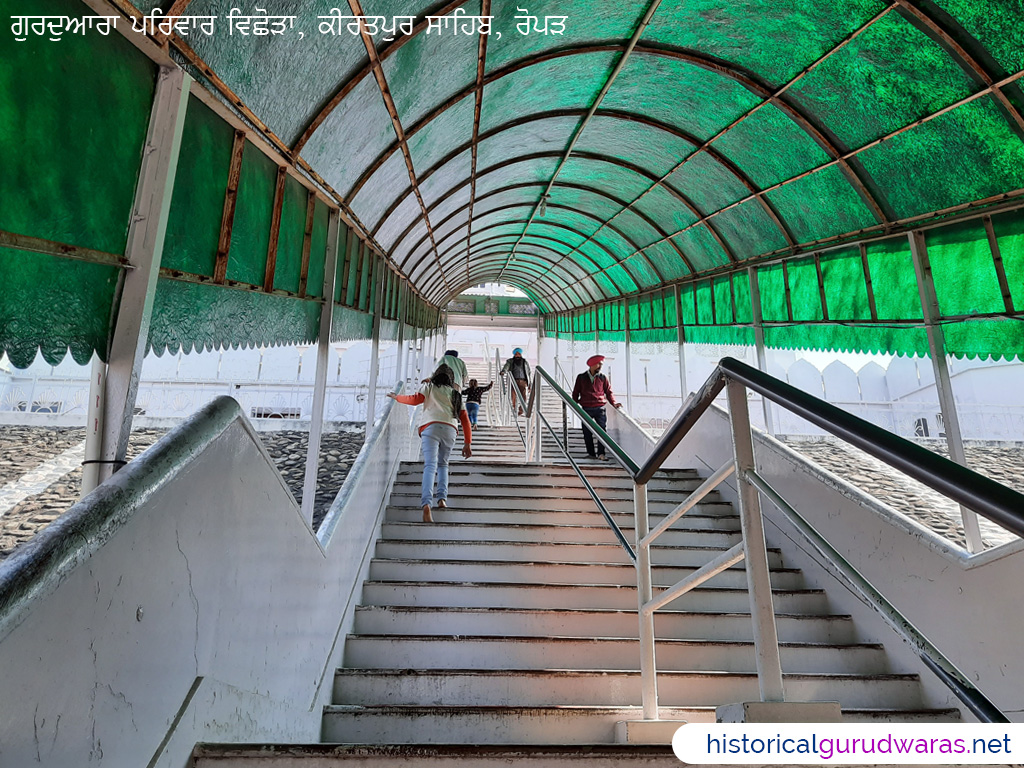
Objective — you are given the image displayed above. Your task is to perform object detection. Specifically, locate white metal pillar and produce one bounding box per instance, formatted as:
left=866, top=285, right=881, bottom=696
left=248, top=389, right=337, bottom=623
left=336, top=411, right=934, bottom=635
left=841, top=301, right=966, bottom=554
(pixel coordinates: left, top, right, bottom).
left=81, top=356, right=107, bottom=497
left=675, top=284, right=688, bottom=399
left=727, top=380, right=785, bottom=702
left=634, top=482, right=659, bottom=720
left=748, top=267, right=774, bottom=436
left=99, top=67, right=191, bottom=484
left=300, top=211, right=342, bottom=524
left=909, top=231, right=983, bottom=553
left=594, top=306, right=600, bottom=355
left=624, top=323, right=633, bottom=411
left=364, top=260, right=385, bottom=432
left=395, top=282, right=407, bottom=384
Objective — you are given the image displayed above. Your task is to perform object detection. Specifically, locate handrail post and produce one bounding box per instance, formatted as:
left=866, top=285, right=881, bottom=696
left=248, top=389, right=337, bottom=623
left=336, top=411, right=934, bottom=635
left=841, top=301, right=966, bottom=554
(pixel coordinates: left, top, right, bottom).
left=727, top=379, right=785, bottom=702
left=635, top=481, right=659, bottom=720
left=533, top=370, right=543, bottom=463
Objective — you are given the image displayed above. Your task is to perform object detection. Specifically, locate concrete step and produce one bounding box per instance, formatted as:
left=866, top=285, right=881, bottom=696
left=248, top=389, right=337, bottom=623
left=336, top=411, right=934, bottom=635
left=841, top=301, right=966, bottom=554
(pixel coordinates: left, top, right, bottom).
left=367, top=558, right=807, bottom=590
left=379, top=522, right=741, bottom=547
left=386, top=494, right=733, bottom=514
left=319, top=705, right=961, bottom=747
left=195, top=742, right=682, bottom=765
left=359, top=580, right=828, bottom=614
left=389, top=480, right=719, bottom=504
left=383, top=507, right=739, bottom=529
left=351, top=606, right=855, bottom=644
left=397, top=460, right=698, bottom=481
left=342, top=634, right=891, bottom=674
left=373, top=540, right=783, bottom=568
left=392, top=472, right=713, bottom=494
left=332, top=668, right=925, bottom=709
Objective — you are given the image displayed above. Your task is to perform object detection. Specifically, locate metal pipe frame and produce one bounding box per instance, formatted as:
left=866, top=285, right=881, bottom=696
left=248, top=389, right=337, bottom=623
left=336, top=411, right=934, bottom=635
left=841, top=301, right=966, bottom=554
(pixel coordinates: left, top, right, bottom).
left=746, top=467, right=1008, bottom=724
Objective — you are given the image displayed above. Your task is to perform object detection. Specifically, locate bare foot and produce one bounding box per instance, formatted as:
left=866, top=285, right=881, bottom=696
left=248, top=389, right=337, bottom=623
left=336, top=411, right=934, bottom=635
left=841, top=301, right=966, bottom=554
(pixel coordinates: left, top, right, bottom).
left=422, top=504, right=433, bottom=523
left=437, top=499, right=447, bottom=509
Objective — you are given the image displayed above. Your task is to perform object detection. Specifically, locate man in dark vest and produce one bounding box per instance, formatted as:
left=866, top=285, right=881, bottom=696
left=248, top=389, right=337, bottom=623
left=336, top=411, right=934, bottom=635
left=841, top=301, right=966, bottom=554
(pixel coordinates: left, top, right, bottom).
left=500, top=347, right=531, bottom=416
left=571, top=355, right=622, bottom=460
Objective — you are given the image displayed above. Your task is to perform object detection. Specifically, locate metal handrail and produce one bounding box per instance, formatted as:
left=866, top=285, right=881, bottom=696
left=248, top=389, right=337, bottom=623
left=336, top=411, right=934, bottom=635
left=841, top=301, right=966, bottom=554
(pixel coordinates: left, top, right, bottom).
left=638, top=358, right=1024, bottom=537
left=525, top=357, right=1018, bottom=723
left=536, top=408, right=636, bottom=562
left=497, top=366, right=528, bottom=454
left=746, top=469, right=1009, bottom=725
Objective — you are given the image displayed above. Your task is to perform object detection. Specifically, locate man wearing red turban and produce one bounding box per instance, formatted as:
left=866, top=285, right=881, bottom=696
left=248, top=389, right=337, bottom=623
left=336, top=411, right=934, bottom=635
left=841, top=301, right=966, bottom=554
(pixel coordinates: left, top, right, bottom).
left=571, top=355, right=622, bottom=460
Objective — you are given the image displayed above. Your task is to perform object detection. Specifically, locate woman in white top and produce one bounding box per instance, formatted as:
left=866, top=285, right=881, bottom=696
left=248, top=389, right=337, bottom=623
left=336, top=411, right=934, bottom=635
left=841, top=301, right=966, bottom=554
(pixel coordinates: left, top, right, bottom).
left=388, top=368, right=472, bottom=522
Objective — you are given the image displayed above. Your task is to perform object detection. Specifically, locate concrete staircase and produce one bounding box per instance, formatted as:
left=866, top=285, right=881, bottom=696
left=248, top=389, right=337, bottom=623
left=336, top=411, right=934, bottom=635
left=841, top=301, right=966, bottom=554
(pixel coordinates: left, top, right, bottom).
left=192, top=424, right=960, bottom=766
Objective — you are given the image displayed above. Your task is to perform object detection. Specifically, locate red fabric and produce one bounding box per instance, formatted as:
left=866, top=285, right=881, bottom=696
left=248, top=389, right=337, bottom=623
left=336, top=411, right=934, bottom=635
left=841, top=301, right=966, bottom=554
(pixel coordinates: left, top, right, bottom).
left=572, top=371, right=618, bottom=408
left=395, top=393, right=425, bottom=406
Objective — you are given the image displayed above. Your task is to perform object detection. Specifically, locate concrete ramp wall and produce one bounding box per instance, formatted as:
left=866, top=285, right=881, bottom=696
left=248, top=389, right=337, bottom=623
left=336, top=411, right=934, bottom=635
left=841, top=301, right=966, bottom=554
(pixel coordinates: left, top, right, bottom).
left=0, top=394, right=412, bottom=767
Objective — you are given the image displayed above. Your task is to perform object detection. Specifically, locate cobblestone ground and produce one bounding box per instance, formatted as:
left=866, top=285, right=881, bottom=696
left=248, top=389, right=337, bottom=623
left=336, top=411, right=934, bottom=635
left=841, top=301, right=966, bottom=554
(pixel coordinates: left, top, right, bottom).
left=0, top=426, right=362, bottom=562
left=780, top=438, right=1023, bottom=549
left=1, top=425, right=1018, bottom=563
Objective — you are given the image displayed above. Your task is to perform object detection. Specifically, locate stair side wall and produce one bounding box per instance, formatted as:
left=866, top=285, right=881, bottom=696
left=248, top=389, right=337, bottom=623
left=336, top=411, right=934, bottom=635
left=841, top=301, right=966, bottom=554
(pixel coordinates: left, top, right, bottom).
left=0, top=398, right=410, bottom=766
left=670, top=404, right=1024, bottom=721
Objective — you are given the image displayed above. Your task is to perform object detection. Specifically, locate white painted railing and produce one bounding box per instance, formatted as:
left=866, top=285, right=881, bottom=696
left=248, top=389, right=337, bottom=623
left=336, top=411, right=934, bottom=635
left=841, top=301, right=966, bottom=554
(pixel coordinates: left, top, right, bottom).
left=526, top=361, right=1016, bottom=724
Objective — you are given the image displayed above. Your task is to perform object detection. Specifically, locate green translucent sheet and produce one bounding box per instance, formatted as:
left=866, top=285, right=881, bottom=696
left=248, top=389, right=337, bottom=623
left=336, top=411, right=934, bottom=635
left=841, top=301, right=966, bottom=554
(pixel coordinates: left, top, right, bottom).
left=408, top=97, right=475, bottom=177
left=381, top=17, right=478, bottom=128
left=820, top=247, right=872, bottom=321
left=273, top=176, right=309, bottom=294
left=475, top=116, right=579, bottom=171
left=673, top=226, right=731, bottom=273
left=622, top=255, right=661, bottom=289
left=713, top=200, right=790, bottom=260
left=788, top=11, right=976, bottom=150
left=993, top=209, right=1024, bottom=309
left=574, top=115, right=697, bottom=177
left=301, top=76, right=399, bottom=199
left=643, top=241, right=691, bottom=281
left=788, top=258, right=825, bottom=322
left=556, top=157, right=653, bottom=202
left=148, top=278, right=320, bottom=355
left=331, top=304, right=374, bottom=343
left=0, top=247, right=119, bottom=368
left=486, top=0, right=644, bottom=72
left=163, top=96, right=234, bottom=277
left=304, top=199, right=329, bottom=300
left=377, top=193, right=424, bottom=251
left=712, top=103, right=830, bottom=189
left=865, top=237, right=922, bottom=320
left=713, top=277, right=734, bottom=324
left=473, top=157, right=562, bottom=198
left=858, top=97, right=1024, bottom=220
left=186, top=0, right=367, bottom=146
left=667, top=152, right=750, bottom=215
left=602, top=54, right=761, bottom=141
left=925, top=220, right=1005, bottom=317
left=227, top=141, right=277, bottom=286
left=614, top=209, right=664, bottom=249
left=758, top=264, right=788, bottom=323
left=934, top=0, right=1024, bottom=75
left=645, top=0, right=885, bottom=84
left=480, top=52, right=618, bottom=134
left=350, top=151, right=416, bottom=232
left=0, top=0, right=156, bottom=254
left=547, top=186, right=621, bottom=223
left=765, top=165, right=878, bottom=244
left=379, top=318, right=399, bottom=343
left=633, top=186, right=701, bottom=234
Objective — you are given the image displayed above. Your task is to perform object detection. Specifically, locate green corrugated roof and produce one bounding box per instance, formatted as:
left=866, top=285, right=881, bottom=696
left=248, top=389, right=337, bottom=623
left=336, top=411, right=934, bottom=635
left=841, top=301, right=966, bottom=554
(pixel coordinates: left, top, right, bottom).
left=3, top=0, right=1024, bottom=363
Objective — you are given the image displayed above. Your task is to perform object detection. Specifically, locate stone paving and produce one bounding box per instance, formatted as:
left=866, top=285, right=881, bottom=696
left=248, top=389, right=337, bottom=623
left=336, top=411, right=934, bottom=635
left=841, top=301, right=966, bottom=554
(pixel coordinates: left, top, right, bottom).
left=0, top=424, right=1019, bottom=564
left=0, top=426, right=363, bottom=563
left=780, top=438, right=1023, bottom=550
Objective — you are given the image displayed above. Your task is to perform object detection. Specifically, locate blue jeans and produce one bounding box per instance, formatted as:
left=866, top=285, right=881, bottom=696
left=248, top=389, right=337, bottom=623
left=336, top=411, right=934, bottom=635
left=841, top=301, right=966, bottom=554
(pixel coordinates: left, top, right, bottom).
left=420, top=422, right=456, bottom=507
left=466, top=401, right=480, bottom=426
